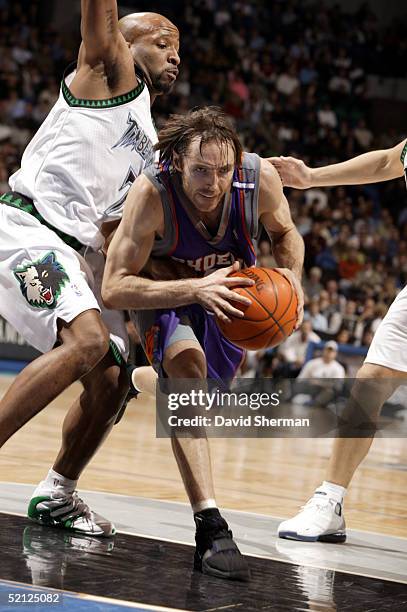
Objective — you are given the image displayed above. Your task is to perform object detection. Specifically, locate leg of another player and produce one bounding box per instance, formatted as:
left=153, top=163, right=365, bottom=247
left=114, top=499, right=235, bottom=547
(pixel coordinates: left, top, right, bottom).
left=278, top=362, right=405, bottom=542
left=53, top=352, right=129, bottom=479
left=0, top=310, right=109, bottom=448
left=163, top=340, right=250, bottom=581
left=28, top=352, right=129, bottom=537
left=326, top=362, right=406, bottom=486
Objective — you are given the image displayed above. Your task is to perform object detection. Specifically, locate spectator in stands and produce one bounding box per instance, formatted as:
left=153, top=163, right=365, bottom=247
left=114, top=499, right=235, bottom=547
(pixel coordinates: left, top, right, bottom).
left=274, top=319, right=321, bottom=378
left=303, top=266, right=323, bottom=300
left=336, top=300, right=359, bottom=341
left=298, top=341, right=345, bottom=379
left=308, top=298, right=328, bottom=333
left=353, top=119, right=374, bottom=151
left=336, top=328, right=352, bottom=344
left=293, top=341, right=346, bottom=407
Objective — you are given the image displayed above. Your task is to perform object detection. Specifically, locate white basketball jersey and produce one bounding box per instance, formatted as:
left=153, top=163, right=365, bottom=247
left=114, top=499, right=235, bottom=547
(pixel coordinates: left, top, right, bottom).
left=9, top=68, right=157, bottom=249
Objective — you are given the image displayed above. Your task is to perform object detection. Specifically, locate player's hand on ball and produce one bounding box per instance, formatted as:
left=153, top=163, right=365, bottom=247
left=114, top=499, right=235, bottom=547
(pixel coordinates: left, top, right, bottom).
left=267, top=156, right=312, bottom=189
left=193, top=261, right=254, bottom=323
left=274, top=267, right=304, bottom=329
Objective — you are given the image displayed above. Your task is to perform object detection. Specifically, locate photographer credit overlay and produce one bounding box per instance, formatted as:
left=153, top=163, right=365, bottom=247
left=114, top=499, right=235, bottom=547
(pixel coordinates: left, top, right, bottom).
left=156, top=378, right=407, bottom=438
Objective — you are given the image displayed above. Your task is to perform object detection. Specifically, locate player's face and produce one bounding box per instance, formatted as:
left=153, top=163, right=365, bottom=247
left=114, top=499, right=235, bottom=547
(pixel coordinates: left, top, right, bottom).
left=131, top=27, right=180, bottom=94
left=176, top=138, right=236, bottom=213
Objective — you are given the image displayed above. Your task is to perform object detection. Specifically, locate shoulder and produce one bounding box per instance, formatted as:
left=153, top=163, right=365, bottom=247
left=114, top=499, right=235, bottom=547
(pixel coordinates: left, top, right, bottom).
left=130, top=172, right=162, bottom=203
left=123, top=173, right=163, bottom=222
left=257, top=156, right=284, bottom=210
left=259, top=156, right=283, bottom=185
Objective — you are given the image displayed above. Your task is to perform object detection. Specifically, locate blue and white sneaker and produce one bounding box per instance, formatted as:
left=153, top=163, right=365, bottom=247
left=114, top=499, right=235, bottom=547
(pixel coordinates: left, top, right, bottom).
left=278, top=489, right=346, bottom=543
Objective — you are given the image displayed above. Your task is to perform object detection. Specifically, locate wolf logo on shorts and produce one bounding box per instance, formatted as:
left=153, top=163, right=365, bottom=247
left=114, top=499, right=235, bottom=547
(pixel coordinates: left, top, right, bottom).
left=14, top=251, right=69, bottom=309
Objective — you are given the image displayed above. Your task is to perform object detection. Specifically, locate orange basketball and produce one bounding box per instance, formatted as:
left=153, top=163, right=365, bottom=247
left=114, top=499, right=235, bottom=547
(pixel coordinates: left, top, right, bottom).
left=216, top=267, right=298, bottom=350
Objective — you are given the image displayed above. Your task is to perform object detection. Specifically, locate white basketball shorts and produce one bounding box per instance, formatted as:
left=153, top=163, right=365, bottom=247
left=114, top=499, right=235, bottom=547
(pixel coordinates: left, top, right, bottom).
left=0, top=205, right=128, bottom=359
left=365, top=285, right=407, bottom=372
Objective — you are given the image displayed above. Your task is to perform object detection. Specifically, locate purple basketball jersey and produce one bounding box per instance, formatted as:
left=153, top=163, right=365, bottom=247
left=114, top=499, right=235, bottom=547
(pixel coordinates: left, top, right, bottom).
left=135, top=152, right=261, bottom=383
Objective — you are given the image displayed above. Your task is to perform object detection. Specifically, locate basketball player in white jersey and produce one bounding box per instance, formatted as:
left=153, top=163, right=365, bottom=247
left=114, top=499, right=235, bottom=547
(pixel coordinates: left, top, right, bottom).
left=270, top=140, right=406, bottom=541
left=0, top=1, right=179, bottom=536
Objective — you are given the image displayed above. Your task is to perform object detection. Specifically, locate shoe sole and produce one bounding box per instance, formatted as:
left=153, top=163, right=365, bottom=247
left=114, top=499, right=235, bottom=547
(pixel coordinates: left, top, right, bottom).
left=201, top=562, right=250, bottom=581
left=278, top=530, right=346, bottom=543
left=194, top=555, right=250, bottom=581
left=27, top=515, right=115, bottom=537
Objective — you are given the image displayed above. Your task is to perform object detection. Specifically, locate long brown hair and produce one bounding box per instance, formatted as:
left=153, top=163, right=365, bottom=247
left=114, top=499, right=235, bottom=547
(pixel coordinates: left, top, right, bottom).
left=156, top=106, right=243, bottom=165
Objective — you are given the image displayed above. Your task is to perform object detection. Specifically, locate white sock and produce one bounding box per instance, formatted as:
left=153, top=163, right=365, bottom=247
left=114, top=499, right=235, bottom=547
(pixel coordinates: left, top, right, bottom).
left=44, top=468, right=77, bottom=493
left=192, top=499, right=217, bottom=513
left=319, top=480, right=346, bottom=503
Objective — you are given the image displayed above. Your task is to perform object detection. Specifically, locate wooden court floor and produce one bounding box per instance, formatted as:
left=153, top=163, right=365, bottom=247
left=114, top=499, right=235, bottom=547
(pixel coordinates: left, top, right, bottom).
left=0, top=376, right=406, bottom=538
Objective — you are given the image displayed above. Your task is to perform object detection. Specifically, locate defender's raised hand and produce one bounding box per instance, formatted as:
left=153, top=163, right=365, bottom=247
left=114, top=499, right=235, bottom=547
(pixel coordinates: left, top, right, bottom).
left=267, top=156, right=313, bottom=189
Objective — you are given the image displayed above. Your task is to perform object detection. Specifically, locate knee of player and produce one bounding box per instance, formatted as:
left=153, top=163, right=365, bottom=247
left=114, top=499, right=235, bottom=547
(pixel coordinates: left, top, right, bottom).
left=72, top=331, right=110, bottom=374
left=165, top=348, right=207, bottom=379
left=356, top=363, right=385, bottom=380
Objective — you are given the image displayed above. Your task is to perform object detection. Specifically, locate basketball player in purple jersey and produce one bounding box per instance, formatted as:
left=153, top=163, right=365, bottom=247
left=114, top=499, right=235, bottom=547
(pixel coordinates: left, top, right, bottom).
left=103, top=106, right=305, bottom=579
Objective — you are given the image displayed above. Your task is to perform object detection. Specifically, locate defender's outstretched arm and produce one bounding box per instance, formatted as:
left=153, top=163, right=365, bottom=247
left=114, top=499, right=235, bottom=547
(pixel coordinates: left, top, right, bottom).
left=269, top=139, right=406, bottom=189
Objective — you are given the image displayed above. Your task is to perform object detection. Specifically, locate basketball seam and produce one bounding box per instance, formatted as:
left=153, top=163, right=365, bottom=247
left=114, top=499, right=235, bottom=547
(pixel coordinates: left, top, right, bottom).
left=234, top=287, right=270, bottom=323
left=262, top=267, right=295, bottom=323
left=229, top=319, right=278, bottom=343
left=228, top=315, right=297, bottom=344
left=239, top=286, right=287, bottom=341
left=265, top=317, right=297, bottom=347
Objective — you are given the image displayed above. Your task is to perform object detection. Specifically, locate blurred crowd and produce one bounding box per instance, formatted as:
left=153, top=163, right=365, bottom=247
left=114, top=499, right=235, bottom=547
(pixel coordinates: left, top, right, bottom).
left=1, top=0, right=407, bottom=378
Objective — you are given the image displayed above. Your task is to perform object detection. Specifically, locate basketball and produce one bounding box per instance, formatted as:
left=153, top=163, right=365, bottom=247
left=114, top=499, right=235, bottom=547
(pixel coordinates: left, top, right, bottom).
left=217, top=267, right=298, bottom=350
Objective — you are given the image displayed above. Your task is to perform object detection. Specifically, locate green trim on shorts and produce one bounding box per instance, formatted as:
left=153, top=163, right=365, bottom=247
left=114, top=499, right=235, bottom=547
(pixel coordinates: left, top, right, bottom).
left=109, top=340, right=124, bottom=366
left=0, top=192, right=84, bottom=252
left=401, top=141, right=407, bottom=166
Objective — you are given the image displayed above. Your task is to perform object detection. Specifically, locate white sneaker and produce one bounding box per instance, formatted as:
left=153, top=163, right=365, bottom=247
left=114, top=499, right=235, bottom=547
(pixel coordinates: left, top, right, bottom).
left=28, top=483, right=115, bottom=537
left=278, top=489, right=346, bottom=543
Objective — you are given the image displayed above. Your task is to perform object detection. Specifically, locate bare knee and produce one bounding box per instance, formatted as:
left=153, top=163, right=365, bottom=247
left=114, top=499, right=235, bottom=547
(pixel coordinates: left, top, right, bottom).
left=75, top=333, right=110, bottom=376
left=59, top=312, right=110, bottom=377
left=354, top=363, right=400, bottom=407
left=164, top=347, right=207, bottom=379
left=357, top=363, right=390, bottom=379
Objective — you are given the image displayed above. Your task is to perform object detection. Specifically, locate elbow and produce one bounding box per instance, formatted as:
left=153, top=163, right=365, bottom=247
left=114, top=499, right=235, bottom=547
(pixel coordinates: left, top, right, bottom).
left=101, top=281, right=120, bottom=310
